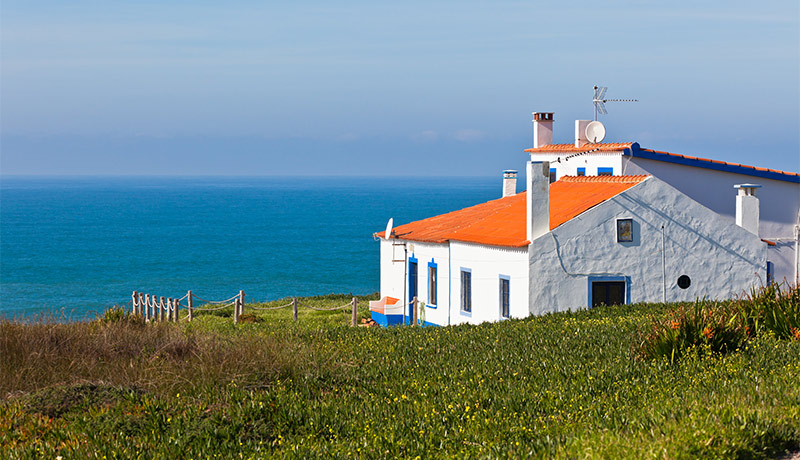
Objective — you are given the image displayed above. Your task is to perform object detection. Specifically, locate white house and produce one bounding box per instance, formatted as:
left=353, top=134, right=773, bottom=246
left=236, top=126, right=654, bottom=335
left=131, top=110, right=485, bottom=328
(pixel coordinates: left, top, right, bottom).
left=526, top=112, right=799, bottom=285
left=373, top=161, right=768, bottom=326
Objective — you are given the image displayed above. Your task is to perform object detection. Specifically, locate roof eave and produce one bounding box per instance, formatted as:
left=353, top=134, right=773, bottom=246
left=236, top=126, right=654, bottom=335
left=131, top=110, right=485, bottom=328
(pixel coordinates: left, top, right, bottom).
left=627, top=144, right=800, bottom=184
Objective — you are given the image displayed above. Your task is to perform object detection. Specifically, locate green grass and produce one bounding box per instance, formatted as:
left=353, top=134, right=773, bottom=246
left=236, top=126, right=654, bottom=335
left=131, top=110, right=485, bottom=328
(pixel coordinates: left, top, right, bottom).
left=1, top=291, right=799, bottom=459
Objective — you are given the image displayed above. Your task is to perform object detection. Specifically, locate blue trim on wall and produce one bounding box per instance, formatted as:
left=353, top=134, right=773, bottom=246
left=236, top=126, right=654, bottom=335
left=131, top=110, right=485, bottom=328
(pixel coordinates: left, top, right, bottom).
left=587, top=275, right=631, bottom=308
left=370, top=311, right=404, bottom=327
left=499, top=275, right=510, bottom=320
left=460, top=267, right=472, bottom=316
left=422, top=320, right=439, bottom=327
left=407, top=255, right=418, bottom=326
left=427, top=258, right=438, bottom=309
left=598, top=167, right=613, bottom=175
left=627, top=142, right=800, bottom=184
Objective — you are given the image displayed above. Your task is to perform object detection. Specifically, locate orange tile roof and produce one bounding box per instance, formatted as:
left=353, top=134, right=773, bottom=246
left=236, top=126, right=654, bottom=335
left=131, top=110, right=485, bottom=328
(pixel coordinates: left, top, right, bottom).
left=525, top=143, right=634, bottom=153
left=375, top=175, right=649, bottom=247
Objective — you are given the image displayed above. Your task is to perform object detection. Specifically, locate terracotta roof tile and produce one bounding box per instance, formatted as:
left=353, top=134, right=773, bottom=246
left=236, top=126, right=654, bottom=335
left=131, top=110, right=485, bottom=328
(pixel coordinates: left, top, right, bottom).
left=525, top=142, right=634, bottom=153
left=375, top=175, right=648, bottom=247
left=558, top=175, right=648, bottom=183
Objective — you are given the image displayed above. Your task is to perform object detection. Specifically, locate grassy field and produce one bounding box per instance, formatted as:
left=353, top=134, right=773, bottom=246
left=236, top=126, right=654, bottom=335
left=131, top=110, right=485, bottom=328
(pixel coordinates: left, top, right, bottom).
left=2, top=290, right=799, bottom=459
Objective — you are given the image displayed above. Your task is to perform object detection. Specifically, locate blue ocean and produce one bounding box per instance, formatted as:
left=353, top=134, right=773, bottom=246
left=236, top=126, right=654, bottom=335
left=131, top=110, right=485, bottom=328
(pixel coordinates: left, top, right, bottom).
left=0, top=176, right=501, bottom=320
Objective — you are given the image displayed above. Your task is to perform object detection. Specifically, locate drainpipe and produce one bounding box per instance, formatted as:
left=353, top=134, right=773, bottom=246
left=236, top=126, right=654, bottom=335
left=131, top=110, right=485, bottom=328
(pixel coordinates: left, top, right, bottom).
left=447, top=243, right=452, bottom=326
left=795, top=211, right=799, bottom=286
left=661, top=224, right=666, bottom=303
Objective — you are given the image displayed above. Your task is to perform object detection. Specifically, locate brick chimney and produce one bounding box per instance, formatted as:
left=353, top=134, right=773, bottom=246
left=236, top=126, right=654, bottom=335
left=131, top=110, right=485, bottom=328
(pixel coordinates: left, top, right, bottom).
left=734, top=184, right=761, bottom=236
left=532, top=112, right=554, bottom=148
left=527, top=161, right=550, bottom=242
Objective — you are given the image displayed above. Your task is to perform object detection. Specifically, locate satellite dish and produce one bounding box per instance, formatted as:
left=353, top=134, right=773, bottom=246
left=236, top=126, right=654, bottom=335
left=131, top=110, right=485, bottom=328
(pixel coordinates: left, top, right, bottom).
left=585, top=121, right=606, bottom=143
left=384, top=218, right=393, bottom=239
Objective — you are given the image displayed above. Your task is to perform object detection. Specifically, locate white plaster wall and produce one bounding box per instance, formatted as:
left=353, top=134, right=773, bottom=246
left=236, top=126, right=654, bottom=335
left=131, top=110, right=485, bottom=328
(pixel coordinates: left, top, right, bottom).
left=528, top=177, right=767, bottom=315
left=379, top=239, right=452, bottom=326
left=622, top=157, right=799, bottom=283
left=530, top=152, right=624, bottom=180
left=379, top=238, right=406, bottom=303
left=448, top=241, right=528, bottom=325
left=405, top=242, right=451, bottom=326
left=621, top=156, right=798, bottom=237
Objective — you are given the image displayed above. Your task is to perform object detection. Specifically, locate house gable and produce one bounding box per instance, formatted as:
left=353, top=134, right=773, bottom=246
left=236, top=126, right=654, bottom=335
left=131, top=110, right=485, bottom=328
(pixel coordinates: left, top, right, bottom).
left=527, top=175, right=767, bottom=315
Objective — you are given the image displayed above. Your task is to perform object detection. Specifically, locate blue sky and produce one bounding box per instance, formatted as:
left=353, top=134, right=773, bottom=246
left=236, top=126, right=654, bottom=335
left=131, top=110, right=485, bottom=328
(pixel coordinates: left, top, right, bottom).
left=1, top=1, right=798, bottom=176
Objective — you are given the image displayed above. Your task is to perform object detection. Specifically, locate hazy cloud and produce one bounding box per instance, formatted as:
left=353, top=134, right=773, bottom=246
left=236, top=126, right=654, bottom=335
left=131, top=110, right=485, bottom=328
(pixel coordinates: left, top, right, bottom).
left=452, top=129, right=485, bottom=142
left=412, top=130, right=439, bottom=142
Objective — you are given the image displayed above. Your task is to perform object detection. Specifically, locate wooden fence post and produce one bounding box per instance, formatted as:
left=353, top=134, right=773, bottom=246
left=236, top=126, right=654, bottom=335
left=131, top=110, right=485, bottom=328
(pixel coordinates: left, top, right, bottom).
left=159, top=296, right=165, bottom=322
left=139, top=293, right=145, bottom=320
left=233, top=298, right=240, bottom=324
left=239, top=290, right=245, bottom=317
left=412, top=296, right=418, bottom=326
left=187, top=290, right=193, bottom=322
left=173, top=299, right=179, bottom=322
left=132, top=291, right=138, bottom=315
left=351, top=297, right=358, bottom=327
left=144, top=294, right=150, bottom=321
left=168, top=298, right=174, bottom=322
left=292, top=297, right=298, bottom=322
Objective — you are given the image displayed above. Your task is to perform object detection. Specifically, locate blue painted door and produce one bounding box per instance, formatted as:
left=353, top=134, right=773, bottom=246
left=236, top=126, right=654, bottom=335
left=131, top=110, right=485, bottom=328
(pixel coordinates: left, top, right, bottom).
left=408, top=260, right=418, bottom=325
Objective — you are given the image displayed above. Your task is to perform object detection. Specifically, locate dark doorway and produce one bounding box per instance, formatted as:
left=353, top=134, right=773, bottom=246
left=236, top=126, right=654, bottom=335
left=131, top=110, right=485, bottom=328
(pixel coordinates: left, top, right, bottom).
left=408, top=260, right=418, bottom=324
left=591, top=281, right=625, bottom=307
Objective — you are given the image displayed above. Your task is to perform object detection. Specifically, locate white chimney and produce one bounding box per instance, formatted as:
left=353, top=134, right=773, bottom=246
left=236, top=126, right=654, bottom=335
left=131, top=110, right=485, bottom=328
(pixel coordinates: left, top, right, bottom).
left=527, top=161, right=550, bottom=242
left=575, top=120, right=591, bottom=148
left=532, top=112, right=554, bottom=148
left=734, top=184, right=761, bottom=235
left=502, top=170, right=517, bottom=197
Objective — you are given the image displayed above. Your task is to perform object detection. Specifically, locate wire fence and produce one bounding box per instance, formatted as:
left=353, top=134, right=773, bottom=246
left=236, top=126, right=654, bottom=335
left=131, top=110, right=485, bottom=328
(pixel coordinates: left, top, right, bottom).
left=131, top=290, right=360, bottom=326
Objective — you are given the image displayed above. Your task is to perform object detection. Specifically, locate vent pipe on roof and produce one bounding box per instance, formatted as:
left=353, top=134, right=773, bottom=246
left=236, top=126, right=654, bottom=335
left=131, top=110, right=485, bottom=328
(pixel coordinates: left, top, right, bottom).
left=734, top=184, right=761, bottom=236
left=532, top=112, right=554, bottom=148
left=527, top=161, right=550, bottom=242
left=502, top=170, right=517, bottom=197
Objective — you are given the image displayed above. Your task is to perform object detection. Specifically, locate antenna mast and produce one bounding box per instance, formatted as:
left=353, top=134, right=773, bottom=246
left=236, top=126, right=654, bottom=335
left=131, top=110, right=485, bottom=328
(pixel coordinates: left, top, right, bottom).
left=593, top=85, right=638, bottom=121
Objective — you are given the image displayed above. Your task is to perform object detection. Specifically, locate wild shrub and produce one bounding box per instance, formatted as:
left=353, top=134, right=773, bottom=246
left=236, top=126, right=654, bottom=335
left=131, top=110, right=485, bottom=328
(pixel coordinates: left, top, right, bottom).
left=637, top=284, right=800, bottom=361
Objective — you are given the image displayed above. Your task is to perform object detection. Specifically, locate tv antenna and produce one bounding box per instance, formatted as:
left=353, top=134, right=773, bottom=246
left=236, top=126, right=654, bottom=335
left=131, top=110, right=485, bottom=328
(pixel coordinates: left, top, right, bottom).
left=593, top=85, right=637, bottom=121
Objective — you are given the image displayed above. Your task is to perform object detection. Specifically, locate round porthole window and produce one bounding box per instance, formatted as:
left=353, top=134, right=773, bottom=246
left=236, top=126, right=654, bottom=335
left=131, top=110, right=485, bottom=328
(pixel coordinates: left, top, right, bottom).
left=677, top=275, right=691, bottom=289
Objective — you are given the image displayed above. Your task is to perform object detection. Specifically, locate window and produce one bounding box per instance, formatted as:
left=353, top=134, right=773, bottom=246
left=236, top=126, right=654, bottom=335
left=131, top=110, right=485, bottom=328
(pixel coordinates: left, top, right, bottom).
left=461, top=269, right=472, bottom=313
left=616, top=218, right=633, bottom=242
left=428, top=263, right=437, bottom=306
left=588, top=276, right=628, bottom=308
left=549, top=168, right=557, bottom=183
left=598, top=167, right=613, bottom=176
left=577, top=167, right=586, bottom=176
left=499, top=277, right=510, bottom=318
left=591, top=281, right=626, bottom=307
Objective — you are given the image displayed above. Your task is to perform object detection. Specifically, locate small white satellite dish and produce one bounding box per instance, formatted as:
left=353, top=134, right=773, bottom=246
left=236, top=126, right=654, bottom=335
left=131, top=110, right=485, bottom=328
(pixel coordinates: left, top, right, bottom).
left=384, top=218, right=394, bottom=239
left=585, top=121, right=606, bottom=143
